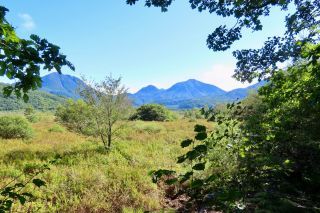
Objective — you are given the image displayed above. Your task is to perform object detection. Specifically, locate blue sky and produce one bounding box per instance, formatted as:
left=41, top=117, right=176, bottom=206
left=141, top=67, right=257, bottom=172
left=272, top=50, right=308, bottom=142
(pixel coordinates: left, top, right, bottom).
left=2, top=1, right=290, bottom=92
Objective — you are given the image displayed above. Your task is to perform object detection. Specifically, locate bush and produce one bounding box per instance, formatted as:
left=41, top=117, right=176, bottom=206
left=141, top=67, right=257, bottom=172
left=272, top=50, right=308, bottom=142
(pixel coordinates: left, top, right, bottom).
left=55, top=99, right=97, bottom=136
left=24, top=106, right=40, bottom=123
left=0, top=116, right=33, bottom=139
left=183, top=109, right=204, bottom=120
left=130, top=104, right=176, bottom=121
left=48, top=124, right=65, bottom=133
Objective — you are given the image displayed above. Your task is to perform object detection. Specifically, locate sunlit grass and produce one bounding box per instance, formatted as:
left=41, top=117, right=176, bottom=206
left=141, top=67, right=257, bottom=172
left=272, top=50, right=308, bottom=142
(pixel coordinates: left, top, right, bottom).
left=0, top=113, right=209, bottom=212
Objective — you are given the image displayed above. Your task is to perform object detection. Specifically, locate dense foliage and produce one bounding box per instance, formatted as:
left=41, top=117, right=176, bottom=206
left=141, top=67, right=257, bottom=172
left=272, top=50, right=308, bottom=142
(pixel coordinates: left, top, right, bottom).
left=152, top=43, right=320, bottom=211
left=80, top=75, right=132, bottom=149
left=55, top=99, right=96, bottom=136
left=24, top=106, right=39, bottom=123
left=0, top=6, right=74, bottom=100
left=0, top=116, right=33, bottom=139
left=0, top=157, right=59, bottom=213
left=130, top=104, right=176, bottom=121
left=0, top=83, right=67, bottom=111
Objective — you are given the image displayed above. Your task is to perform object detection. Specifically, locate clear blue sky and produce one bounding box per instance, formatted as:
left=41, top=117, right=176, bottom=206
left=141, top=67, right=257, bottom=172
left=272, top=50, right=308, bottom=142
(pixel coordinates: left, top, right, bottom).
left=2, top=1, right=290, bottom=92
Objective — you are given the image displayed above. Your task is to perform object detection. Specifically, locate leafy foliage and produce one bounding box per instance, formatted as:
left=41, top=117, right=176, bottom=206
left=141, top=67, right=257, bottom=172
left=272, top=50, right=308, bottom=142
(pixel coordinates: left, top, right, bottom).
left=127, top=1, right=320, bottom=82
left=0, top=157, right=61, bottom=212
left=0, top=6, right=74, bottom=100
left=55, top=99, right=97, bottom=136
left=48, top=124, right=65, bottom=133
left=130, top=104, right=176, bottom=121
left=151, top=43, right=320, bottom=211
left=183, top=108, right=204, bottom=121
left=24, top=106, right=39, bottom=123
left=80, top=75, right=132, bottom=149
left=0, top=83, right=68, bottom=111
left=0, top=115, right=33, bottom=139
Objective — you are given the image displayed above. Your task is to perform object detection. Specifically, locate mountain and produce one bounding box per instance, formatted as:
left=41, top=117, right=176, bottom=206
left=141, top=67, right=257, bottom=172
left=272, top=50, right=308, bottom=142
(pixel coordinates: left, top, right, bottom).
left=130, top=79, right=266, bottom=109
left=131, top=79, right=227, bottom=106
left=40, top=72, right=85, bottom=98
left=0, top=83, right=67, bottom=111
left=8, top=72, right=265, bottom=110
left=165, top=79, right=226, bottom=100
left=226, top=81, right=267, bottom=100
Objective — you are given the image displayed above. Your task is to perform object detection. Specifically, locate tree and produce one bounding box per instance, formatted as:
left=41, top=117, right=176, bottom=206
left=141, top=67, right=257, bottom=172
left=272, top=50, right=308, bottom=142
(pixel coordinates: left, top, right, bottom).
left=80, top=75, right=132, bottom=149
left=126, top=0, right=320, bottom=82
left=0, top=6, right=74, bottom=101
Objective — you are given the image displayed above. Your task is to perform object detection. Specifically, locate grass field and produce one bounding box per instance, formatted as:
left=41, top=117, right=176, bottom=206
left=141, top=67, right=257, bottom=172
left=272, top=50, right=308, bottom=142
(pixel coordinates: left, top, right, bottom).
left=0, top=113, right=209, bottom=212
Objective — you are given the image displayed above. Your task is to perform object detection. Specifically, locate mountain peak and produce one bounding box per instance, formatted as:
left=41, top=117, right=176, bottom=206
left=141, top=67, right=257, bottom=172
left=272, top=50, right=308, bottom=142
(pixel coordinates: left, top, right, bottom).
left=185, top=79, right=199, bottom=83
left=136, top=85, right=160, bottom=94
left=40, top=72, right=84, bottom=98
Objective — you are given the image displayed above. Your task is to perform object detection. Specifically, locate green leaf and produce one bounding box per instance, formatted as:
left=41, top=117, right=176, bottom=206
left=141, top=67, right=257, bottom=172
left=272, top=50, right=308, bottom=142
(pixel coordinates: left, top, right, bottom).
left=17, top=195, right=26, bottom=205
left=194, top=124, right=206, bottom=132
left=177, top=155, right=186, bottom=163
left=180, top=171, right=193, bottom=183
left=186, top=150, right=200, bottom=161
left=181, top=139, right=193, bottom=148
left=194, top=145, right=207, bottom=153
left=206, top=174, right=217, bottom=182
left=23, top=94, right=29, bottom=102
left=32, top=178, right=46, bottom=187
left=13, top=183, right=25, bottom=188
left=192, top=162, right=206, bottom=171
left=5, top=70, right=12, bottom=78
left=165, top=178, right=178, bottom=185
left=190, top=179, right=204, bottom=189
left=0, top=66, right=5, bottom=76
left=150, top=169, right=175, bottom=183
left=195, top=132, right=207, bottom=140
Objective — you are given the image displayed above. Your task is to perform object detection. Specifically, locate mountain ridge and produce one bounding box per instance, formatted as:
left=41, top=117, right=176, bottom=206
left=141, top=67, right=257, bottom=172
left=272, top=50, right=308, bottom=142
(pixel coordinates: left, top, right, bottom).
left=38, top=72, right=265, bottom=109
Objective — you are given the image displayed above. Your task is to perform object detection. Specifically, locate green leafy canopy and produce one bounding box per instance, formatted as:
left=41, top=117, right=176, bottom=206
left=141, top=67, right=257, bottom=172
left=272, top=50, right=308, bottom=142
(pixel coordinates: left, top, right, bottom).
left=126, top=0, right=320, bottom=82
left=0, top=6, right=74, bottom=101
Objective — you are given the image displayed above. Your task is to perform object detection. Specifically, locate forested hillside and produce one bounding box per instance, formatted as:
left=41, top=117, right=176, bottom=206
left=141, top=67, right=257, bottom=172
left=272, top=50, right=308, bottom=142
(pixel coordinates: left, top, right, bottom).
left=0, top=83, right=67, bottom=111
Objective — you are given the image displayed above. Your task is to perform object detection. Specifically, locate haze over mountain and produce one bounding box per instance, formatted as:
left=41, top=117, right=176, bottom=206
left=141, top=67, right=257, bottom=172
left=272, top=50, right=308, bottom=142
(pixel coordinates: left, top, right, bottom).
left=130, top=79, right=266, bottom=109
left=39, top=73, right=265, bottom=109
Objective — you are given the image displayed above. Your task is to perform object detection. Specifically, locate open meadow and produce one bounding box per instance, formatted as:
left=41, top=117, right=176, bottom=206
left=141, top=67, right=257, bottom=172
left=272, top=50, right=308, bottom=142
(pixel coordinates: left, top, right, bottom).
left=0, top=113, right=209, bottom=212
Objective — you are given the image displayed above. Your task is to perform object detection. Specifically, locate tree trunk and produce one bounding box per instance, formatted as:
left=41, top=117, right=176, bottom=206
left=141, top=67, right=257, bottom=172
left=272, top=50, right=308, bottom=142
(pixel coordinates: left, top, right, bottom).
left=107, top=126, right=112, bottom=148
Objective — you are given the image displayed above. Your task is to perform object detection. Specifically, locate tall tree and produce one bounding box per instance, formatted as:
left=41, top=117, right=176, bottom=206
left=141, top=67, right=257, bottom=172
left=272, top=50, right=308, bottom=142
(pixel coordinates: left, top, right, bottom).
left=0, top=6, right=74, bottom=101
left=80, top=75, right=132, bottom=149
left=126, top=0, right=320, bottom=82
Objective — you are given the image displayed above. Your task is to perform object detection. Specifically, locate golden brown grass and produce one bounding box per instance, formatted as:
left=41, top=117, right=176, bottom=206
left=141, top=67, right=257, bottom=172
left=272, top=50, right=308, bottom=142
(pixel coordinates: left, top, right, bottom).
left=0, top=113, right=209, bottom=212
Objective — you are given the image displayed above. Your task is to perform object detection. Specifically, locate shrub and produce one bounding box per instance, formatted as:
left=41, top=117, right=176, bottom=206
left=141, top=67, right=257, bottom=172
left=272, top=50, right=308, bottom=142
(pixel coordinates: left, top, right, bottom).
left=48, top=124, right=65, bottom=133
left=0, top=116, right=33, bottom=139
left=55, top=99, right=97, bottom=136
left=183, top=109, right=204, bottom=120
left=24, top=106, right=40, bottom=123
left=130, top=104, right=176, bottom=121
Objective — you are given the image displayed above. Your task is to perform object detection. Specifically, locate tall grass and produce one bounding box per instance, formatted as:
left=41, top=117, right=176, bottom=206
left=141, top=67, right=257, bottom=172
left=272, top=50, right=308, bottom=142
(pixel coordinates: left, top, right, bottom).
left=0, top=113, right=207, bottom=212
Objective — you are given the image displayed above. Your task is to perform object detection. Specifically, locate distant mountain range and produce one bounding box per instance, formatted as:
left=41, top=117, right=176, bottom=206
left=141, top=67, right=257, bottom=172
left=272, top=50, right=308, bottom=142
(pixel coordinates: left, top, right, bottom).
left=129, top=79, right=266, bottom=109
left=37, top=73, right=266, bottom=109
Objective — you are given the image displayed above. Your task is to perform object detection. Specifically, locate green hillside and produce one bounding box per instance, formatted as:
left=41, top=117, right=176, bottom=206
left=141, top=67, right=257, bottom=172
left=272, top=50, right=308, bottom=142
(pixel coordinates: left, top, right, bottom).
left=0, top=83, right=68, bottom=111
